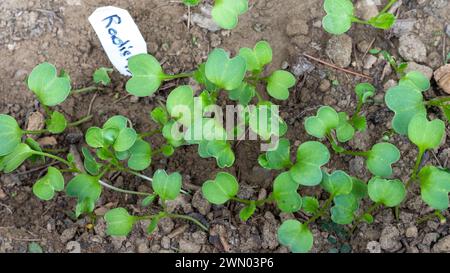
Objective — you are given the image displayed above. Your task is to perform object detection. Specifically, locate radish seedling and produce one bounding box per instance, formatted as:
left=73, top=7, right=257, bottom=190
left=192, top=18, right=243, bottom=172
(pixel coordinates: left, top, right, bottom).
left=322, top=0, right=398, bottom=35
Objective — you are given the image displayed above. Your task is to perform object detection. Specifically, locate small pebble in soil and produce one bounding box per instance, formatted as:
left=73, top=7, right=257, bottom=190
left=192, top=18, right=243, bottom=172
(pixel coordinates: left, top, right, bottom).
left=398, top=34, right=427, bottom=63
left=379, top=225, right=402, bottom=252
left=404, top=62, right=433, bottom=79
left=60, top=227, right=77, bottom=243
left=433, top=235, right=450, bottom=253
left=179, top=239, right=202, bottom=253
left=192, top=190, right=211, bottom=215
left=291, top=56, right=315, bottom=77
left=405, top=226, right=418, bottom=238
left=326, top=34, right=353, bottom=68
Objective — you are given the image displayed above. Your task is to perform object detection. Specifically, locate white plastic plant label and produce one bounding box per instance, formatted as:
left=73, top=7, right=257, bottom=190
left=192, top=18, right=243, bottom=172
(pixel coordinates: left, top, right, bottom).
left=89, top=6, right=147, bottom=76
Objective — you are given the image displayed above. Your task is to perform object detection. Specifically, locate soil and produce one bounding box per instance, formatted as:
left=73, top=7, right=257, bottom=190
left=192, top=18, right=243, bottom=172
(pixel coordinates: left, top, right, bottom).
left=1, top=0, right=450, bottom=253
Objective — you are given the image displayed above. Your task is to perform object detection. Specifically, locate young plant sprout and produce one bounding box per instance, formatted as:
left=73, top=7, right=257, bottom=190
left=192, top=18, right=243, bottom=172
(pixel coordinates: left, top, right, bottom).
left=182, top=0, right=249, bottom=30
left=322, top=0, right=398, bottom=35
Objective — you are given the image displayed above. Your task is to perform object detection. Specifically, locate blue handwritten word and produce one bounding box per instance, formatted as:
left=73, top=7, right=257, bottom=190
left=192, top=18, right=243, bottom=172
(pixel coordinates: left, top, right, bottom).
left=103, top=14, right=134, bottom=72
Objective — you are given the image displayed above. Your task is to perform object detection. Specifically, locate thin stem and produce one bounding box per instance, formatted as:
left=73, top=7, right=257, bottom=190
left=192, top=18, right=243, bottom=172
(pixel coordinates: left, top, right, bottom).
left=305, top=195, right=334, bottom=225
left=351, top=16, right=370, bottom=25
left=351, top=202, right=381, bottom=233
left=340, top=150, right=370, bottom=157
left=406, top=149, right=424, bottom=189
left=31, top=151, right=74, bottom=168
left=71, top=86, right=99, bottom=94
left=426, top=96, right=450, bottom=107
left=380, top=0, right=398, bottom=14
left=98, top=180, right=151, bottom=196
left=163, top=72, right=193, bottom=80
left=139, top=129, right=161, bottom=138
left=167, top=213, right=209, bottom=232
left=68, top=115, right=93, bottom=127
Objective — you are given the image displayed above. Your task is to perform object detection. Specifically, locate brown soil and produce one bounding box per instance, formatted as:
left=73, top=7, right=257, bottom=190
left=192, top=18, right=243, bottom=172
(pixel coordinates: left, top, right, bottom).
left=0, top=0, right=449, bottom=253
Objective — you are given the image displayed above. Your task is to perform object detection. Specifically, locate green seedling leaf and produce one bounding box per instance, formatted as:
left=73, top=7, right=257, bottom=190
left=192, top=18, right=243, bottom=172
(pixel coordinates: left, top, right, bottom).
left=321, top=170, right=353, bottom=196
left=368, top=177, right=406, bottom=207
left=126, top=54, right=165, bottom=97
left=351, top=178, right=368, bottom=200
left=193, top=63, right=217, bottom=92
left=105, top=208, right=137, bottom=236
left=152, top=170, right=182, bottom=201
left=266, top=70, right=296, bottom=100
left=162, top=121, right=184, bottom=148
left=331, top=194, right=358, bottom=225
left=419, top=166, right=450, bottom=210
left=368, top=13, right=396, bottom=29
left=85, top=127, right=105, bottom=148
left=366, top=142, right=400, bottom=178
left=302, top=196, right=319, bottom=214
left=93, top=67, right=113, bottom=86
left=205, top=48, right=246, bottom=90
left=278, top=220, right=313, bottom=253
left=385, top=84, right=426, bottom=135
left=161, top=144, right=175, bottom=157
left=408, top=114, right=445, bottom=152
left=206, top=140, right=235, bottom=168
left=290, top=141, right=330, bottom=186
left=248, top=103, right=287, bottom=140
left=352, top=115, right=367, bottom=132
left=46, top=111, right=67, bottom=134
left=336, top=112, right=355, bottom=142
left=229, top=82, right=256, bottom=106
left=399, top=71, right=430, bottom=92
left=362, top=213, right=374, bottom=224
left=0, top=114, right=23, bottom=156
left=27, top=63, right=71, bottom=106
left=150, top=107, right=169, bottom=126
left=183, top=0, right=201, bottom=6
left=322, top=0, right=354, bottom=35
left=441, top=105, right=450, bottom=123
left=115, top=150, right=130, bottom=161
left=141, top=194, right=156, bottom=207
left=238, top=41, right=272, bottom=73
left=28, top=242, right=43, bottom=253
left=167, top=85, right=195, bottom=126
left=305, top=106, right=339, bottom=139
left=127, top=139, right=152, bottom=171
left=32, top=167, right=64, bottom=201
left=239, top=201, right=256, bottom=222
left=211, top=0, right=248, bottom=29
left=273, top=172, right=302, bottom=213
left=258, top=138, right=292, bottom=170
left=202, top=172, right=239, bottom=205
left=82, top=147, right=101, bottom=176
left=0, top=143, right=33, bottom=173
left=26, top=138, right=44, bottom=163
left=113, top=128, right=137, bottom=152
left=355, top=83, right=376, bottom=103
left=103, top=115, right=128, bottom=130
left=66, top=174, right=101, bottom=217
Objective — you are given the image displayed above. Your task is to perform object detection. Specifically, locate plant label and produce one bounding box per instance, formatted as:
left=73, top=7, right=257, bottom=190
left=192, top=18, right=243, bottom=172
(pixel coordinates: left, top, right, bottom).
left=89, top=6, right=147, bottom=76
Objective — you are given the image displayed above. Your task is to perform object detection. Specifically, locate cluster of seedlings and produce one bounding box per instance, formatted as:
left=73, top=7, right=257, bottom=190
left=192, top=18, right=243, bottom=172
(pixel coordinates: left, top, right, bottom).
left=1, top=0, right=449, bottom=253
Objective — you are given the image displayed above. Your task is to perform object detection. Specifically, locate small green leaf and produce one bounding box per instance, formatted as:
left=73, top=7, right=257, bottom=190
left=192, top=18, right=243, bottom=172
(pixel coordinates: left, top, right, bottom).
left=0, top=114, right=23, bottom=156
left=28, top=242, right=43, bottom=253
left=211, top=0, right=248, bottom=29
left=32, top=167, right=64, bottom=201
left=273, top=172, right=302, bottom=213
left=321, top=170, right=353, bottom=196
left=141, top=194, right=156, bottom=207
left=385, top=85, right=426, bottom=135
left=166, top=85, right=194, bottom=126
left=82, top=147, right=101, bottom=176
left=322, top=0, right=354, bottom=35
left=330, top=194, right=358, bottom=225
left=152, top=170, right=182, bottom=201
left=239, top=201, right=256, bottom=222
left=355, top=83, right=376, bottom=103
left=66, top=174, right=102, bottom=216
left=399, top=71, right=430, bottom=92
left=147, top=216, right=160, bottom=234
left=193, top=63, right=217, bottom=92
left=258, top=138, right=292, bottom=170
left=278, top=220, right=313, bottom=253
left=302, top=196, right=319, bottom=214
left=85, top=127, right=105, bottom=148
left=206, top=140, right=235, bottom=168
left=202, top=172, right=239, bottom=205
left=93, top=67, right=113, bottom=86
left=150, top=107, right=169, bottom=126
left=248, top=103, right=287, bottom=140
left=26, top=138, right=44, bottom=163
left=113, top=128, right=137, bottom=152
left=183, top=0, right=201, bottom=6
left=229, top=82, right=256, bottom=106
left=304, top=106, right=339, bottom=139
left=289, top=141, right=330, bottom=186
left=0, top=143, right=33, bottom=173
left=368, top=13, right=396, bottom=29
left=352, top=116, right=367, bottom=132
left=161, top=144, right=175, bottom=157
left=266, top=70, right=296, bottom=100
left=336, top=112, right=355, bottom=142
left=441, top=105, right=450, bottom=122
left=408, top=114, right=445, bottom=152
left=351, top=178, right=368, bottom=200
left=46, top=111, right=67, bottom=134
left=127, top=139, right=152, bottom=171
left=366, top=142, right=400, bottom=178
left=126, top=54, right=165, bottom=97
left=27, top=63, right=71, bottom=106
left=105, top=208, right=137, bottom=236
left=368, top=177, right=406, bottom=207
left=419, top=166, right=450, bottom=210
left=362, top=213, right=374, bottom=224
left=205, top=48, right=247, bottom=90
left=239, top=41, right=272, bottom=73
